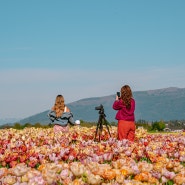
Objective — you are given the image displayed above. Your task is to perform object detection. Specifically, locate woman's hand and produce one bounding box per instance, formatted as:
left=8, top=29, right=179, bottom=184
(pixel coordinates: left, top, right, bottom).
left=116, top=95, right=119, bottom=101
left=65, top=106, right=70, bottom=112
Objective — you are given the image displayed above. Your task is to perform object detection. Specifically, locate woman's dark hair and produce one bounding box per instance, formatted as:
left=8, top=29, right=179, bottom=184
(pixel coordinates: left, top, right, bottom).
left=120, top=85, right=133, bottom=108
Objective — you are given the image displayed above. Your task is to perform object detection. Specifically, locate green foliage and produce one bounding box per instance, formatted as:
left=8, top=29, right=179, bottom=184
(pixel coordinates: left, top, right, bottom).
left=165, top=180, right=174, bottom=185
left=139, top=157, right=152, bottom=163
left=151, top=120, right=166, bottom=131
left=13, top=123, right=23, bottom=130
left=82, top=173, right=88, bottom=183
left=79, top=120, right=96, bottom=127
left=34, top=122, right=42, bottom=128
left=136, top=122, right=152, bottom=131
left=23, top=123, right=32, bottom=128
left=2, top=119, right=185, bottom=132
left=180, top=162, right=185, bottom=167
left=0, top=120, right=102, bottom=129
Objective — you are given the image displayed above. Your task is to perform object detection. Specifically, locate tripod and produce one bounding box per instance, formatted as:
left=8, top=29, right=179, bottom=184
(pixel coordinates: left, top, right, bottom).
left=94, top=105, right=111, bottom=142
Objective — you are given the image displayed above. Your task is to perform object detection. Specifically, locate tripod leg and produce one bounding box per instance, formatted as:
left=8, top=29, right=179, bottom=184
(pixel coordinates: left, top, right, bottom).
left=105, top=124, right=111, bottom=137
left=95, top=116, right=102, bottom=142
left=99, top=123, right=103, bottom=142
left=94, top=123, right=100, bottom=141
left=104, top=118, right=111, bottom=137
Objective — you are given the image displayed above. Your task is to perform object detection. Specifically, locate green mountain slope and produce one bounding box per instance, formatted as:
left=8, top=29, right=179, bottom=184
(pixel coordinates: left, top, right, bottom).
left=19, top=87, right=185, bottom=124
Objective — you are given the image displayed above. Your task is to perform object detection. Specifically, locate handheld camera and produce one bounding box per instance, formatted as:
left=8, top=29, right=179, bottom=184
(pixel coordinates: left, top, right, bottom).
left=117, top=92, right=120, bottom=98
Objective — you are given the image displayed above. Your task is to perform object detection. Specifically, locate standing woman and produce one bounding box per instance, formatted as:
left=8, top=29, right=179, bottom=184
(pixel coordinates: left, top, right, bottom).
left=112, top=85, right=136, bottom=141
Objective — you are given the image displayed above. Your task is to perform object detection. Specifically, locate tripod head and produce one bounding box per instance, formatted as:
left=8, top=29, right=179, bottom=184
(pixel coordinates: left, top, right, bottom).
left=95, top=104, right=106, bottom=117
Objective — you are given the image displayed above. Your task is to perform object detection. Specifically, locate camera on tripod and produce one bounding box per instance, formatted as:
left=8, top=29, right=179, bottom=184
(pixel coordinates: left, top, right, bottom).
left=95, top=104, right=104, bottom=115
left=94, top=104, right=111, bottom=142
left=95, top=104, right=103, bottom=110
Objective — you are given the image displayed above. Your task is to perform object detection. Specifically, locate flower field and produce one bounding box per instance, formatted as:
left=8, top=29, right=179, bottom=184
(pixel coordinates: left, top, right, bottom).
left=0, top=126, right=185, bottom=185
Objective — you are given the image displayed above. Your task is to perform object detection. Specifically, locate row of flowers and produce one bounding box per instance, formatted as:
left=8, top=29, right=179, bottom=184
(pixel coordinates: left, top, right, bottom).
left=0, top=126, right=185, bottom=184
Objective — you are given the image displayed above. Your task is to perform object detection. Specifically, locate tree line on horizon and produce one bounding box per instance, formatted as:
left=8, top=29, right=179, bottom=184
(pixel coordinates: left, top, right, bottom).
left=0, top=119, right=185, bottom=132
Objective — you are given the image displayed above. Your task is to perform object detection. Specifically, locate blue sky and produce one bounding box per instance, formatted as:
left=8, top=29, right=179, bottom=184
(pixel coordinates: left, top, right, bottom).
left=0, top=0, right=185, bottom=119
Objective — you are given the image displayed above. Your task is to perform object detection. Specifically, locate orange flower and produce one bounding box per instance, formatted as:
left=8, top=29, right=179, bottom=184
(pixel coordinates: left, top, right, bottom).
left=174, top=174, right=185, bottom=185
left=153, top=162, right=164, bottom=172
left=120, top=169, right=129, bottom=176
left=71, top=179, right=83, bottom=185
left=19, top=154, right=27, bottom=163
left=37, top=164, right=45, bottom=171
left=148, top=176, right=158, bottom=184
left=134, top=172, right=150, bottom=182
left=102, top=169, right=116, bottom=180
left=156, top=156, right=167, bottom=163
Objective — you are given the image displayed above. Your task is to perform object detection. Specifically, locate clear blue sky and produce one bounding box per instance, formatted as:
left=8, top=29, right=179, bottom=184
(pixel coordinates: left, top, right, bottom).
left=0, top=0, right=185, bottom=119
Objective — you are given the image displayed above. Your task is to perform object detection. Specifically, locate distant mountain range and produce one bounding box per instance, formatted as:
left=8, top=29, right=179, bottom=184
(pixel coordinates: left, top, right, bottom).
left=0, top=118, right=21, bottom=125
left=15, top=87, right=185, bottom=125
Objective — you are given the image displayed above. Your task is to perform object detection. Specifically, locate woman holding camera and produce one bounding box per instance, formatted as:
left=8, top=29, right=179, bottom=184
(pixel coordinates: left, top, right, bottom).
left=112, top=85, right=136, bottom=142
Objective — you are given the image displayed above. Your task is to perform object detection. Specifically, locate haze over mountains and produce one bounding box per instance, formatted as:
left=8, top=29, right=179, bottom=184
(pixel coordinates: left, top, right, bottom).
left=1, top=87, right=185, bottom=125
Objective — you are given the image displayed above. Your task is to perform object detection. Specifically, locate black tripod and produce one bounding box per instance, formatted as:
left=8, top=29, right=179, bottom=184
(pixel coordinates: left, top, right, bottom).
left=94, top=104, right=111, bottom=142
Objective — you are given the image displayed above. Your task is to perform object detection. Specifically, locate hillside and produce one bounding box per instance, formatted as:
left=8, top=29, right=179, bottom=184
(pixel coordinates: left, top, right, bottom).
left=17, top=87, right=185, bottom=124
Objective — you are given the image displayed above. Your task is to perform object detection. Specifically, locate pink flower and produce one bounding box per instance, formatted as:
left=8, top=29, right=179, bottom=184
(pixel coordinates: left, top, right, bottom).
left=60, top=169, right=69, bottom=179
left=103, top=153, right=113, bottom=161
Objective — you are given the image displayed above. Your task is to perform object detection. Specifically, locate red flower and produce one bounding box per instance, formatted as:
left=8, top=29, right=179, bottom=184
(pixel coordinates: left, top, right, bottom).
left=9, top=160, right=18, bottom=168
left=27, top=160, right=38, bottom=168
left=20, top=145, right=27, bottom=152
left=0, top=148, right=5, bottom=154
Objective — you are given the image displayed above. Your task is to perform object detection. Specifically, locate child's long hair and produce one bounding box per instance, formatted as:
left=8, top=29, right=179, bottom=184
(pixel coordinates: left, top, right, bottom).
left=53, top=95, right=65, bottom=117
left=120, top=85, right=133, bottom=109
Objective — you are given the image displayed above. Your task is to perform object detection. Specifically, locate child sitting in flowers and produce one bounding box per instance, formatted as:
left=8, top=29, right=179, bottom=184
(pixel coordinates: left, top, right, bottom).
left=48, top=94, right=80, bottom=133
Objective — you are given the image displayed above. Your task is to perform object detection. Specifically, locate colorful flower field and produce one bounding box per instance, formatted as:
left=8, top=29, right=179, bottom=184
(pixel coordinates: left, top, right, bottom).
left=0, top=126, right=185, bottom=185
